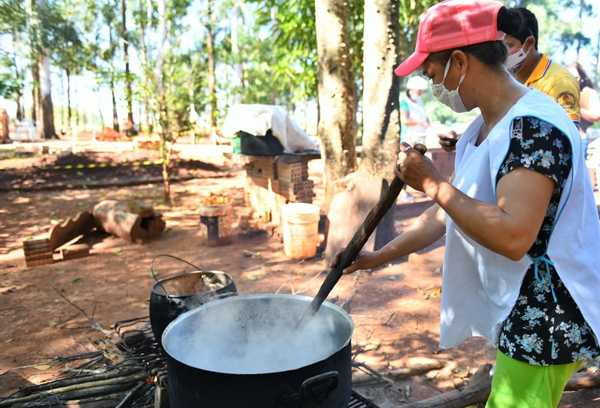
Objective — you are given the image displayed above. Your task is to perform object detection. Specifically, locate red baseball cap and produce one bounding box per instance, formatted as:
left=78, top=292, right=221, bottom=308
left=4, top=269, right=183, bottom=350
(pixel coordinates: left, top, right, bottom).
left=394, top=0, right=504, bottom=77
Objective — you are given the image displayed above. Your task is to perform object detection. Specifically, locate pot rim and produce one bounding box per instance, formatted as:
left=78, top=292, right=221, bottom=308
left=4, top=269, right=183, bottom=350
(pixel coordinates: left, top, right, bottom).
left=150, top=270, right=234, bottom=298
left=161, top=293, right=354, bottom=374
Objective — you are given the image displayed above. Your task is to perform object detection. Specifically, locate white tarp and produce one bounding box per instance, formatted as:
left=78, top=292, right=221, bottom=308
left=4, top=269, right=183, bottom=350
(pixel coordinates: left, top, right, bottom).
left=221, top=104, right=319, bottom=153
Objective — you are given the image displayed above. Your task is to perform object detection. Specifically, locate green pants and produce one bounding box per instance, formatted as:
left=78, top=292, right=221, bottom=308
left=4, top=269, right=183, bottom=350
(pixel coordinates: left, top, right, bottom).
left=486, top=350, right=581, bottom=408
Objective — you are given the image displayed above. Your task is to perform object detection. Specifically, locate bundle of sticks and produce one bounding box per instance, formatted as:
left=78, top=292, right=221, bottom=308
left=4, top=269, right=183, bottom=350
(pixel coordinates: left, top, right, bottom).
left=0, top=317, right=166, bottom=408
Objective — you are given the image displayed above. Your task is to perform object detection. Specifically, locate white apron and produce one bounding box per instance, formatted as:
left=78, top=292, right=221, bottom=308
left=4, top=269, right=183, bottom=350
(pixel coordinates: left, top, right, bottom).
left=441, top=90, right=600, bottom=349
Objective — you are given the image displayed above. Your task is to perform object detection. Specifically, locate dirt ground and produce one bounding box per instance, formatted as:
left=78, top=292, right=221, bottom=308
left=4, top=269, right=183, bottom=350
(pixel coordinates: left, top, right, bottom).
left=0, top=142, right=598, bottom=407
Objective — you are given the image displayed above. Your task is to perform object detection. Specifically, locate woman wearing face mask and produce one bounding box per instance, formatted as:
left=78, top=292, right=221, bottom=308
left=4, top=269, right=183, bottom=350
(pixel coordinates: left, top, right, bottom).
left=503, top=7, right=581, bottom=124
left=335, top=1, right=600, bottom=407
left=400, top=76, right=430, bottom=147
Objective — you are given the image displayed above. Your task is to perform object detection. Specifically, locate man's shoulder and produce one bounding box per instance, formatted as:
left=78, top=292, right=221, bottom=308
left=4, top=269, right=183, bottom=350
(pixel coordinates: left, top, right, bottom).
left=543, top=61, right=580, bottom=96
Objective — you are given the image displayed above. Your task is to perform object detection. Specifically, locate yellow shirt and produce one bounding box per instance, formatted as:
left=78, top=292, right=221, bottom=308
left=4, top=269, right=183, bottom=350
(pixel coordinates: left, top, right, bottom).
left=525, top=54, right=580, bottom=122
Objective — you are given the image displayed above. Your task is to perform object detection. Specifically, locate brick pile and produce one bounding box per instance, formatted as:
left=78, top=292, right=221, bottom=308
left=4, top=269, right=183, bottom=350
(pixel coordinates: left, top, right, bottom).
left=23, top=238, right=54, bottom=267
left=243, top=155, right=316, bottom=227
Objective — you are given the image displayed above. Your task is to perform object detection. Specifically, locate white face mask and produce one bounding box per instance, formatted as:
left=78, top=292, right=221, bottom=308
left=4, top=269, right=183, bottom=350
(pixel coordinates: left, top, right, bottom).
left=505, top=44, right=528, bottom=73
left=431, top=58, right=467, bottom=113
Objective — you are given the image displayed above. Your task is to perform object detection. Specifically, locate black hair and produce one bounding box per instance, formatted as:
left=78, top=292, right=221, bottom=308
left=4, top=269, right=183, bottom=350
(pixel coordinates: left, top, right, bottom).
left=498, top=6, right=539, bottom=49
left=575, top=62, right=595, bottom=90
left=428, top=41, right=508, bottom=69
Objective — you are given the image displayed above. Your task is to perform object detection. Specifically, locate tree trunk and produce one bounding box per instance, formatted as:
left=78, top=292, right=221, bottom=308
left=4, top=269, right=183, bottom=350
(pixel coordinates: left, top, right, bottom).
left=361, top=0, right=400, bottom=178
left=27, top=0, right=39, bottom=123
left=11, top=32, right=24, bottom=121
left=122, top=0, right=135, bottom=134
left=357, top=0, right=401, bottom=249
left=156, top=0, right=172, bottom=203
left=207, top=0, right=218, bottom=132
left=36, top=0, right=56, bottom=140
left=31, top=81, right=37, bottom=122
left=66, top=68, right=72, bottom=127
left=108, top=27, right=119, bottom=132
left=97, top=88, right=105, bottom=128
left=16, top=93, right=23, bottom=121
left=38, top=55, right=56, bottom=139
left=111, top=76, right=119, bottom=132
left=315, top=0, right=358, bottom=207
left=138, top=0, right=153, bottom=133
left=231, top=0, right=244, bottom=101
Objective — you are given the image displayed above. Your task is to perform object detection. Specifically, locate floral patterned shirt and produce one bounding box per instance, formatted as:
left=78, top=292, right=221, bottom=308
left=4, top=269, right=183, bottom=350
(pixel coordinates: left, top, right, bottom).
left=495, top=116, right=600, bottom=366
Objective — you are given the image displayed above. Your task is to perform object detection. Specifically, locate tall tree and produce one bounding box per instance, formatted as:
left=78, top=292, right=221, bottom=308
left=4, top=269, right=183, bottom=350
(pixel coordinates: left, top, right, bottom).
left=132, top=0, right=155, bottom=133
left=315, top=0, right=357, bottom=205
left=230, top=0, right=243, bottom=102
left=50, top=6, right=83, bottom=129
left=206, top=0, right=217, bottom=133
left=98, top=0, right=121, bottom=132
left=27, top=0, right=57, bottom=139
left=361, top=0, right=401, bottom=177
left=152, top=0, right=192, bottom=201
left=0, top=1, right=26, bottom=119
left=108, top=25, right=119, bottom=131
left=121, top=0, right=135, bottom=134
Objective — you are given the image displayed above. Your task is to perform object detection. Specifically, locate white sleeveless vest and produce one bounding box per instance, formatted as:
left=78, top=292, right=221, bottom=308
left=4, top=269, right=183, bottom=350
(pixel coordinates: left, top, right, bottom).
left=441, top=90, right=600, bottom=349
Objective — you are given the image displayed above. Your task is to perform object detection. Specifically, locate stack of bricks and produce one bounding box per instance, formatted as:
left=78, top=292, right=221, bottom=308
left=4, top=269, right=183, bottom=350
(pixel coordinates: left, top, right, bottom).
left=243, top=155, right=316, bottom=227
left=23, top=238, right=54, bottom=267
left=273, top=161, right=314, bottom=203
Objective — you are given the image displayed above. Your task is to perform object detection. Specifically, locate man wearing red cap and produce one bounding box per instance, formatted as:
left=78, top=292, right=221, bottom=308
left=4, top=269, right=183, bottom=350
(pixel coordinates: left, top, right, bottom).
left=336, top=1, right=600, bottom=406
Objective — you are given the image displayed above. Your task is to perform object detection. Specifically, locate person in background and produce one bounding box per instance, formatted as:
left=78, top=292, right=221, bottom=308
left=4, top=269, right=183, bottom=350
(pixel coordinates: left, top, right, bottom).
left=503, top=7, right=580, bottom=123
left=400, top=76, right=430, bottom=147
left=572, top=63, right=600, bottom=134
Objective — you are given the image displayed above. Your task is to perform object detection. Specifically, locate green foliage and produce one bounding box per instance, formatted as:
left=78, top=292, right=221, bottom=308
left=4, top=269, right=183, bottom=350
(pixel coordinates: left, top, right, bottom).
left=398, top=0, right=438, bottom=60
left=161, top=51, right=193, bottom=135
left=0, top=53, right=22, bottom=99
left=0, top=0, right=26, bottom=35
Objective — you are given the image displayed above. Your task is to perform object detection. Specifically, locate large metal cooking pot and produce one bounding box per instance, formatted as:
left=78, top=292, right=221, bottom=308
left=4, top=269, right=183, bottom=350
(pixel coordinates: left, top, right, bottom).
left=162, top=294, right=354, bottom=408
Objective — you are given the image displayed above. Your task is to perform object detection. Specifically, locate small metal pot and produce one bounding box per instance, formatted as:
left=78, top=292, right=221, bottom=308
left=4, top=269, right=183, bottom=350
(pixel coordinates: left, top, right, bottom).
left=162, top=294, right=354, bottom=408
left=149, top=270, right=237, bottom=342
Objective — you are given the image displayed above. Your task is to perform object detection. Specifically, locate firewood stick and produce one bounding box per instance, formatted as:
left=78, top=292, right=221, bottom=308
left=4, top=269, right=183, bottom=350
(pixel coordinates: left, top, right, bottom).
left=114, top=382, right=145, bottom=408
left=0, top=372, right=147, bottom=407
left=20, top=392, right=125, bottom=407
left=56, top=351, right=103, bottom=363
left=11, top=366, right=143, bottom=397
left=352, top=361, right=399, bottom=387
left=352, top=360, right=445, bottom=385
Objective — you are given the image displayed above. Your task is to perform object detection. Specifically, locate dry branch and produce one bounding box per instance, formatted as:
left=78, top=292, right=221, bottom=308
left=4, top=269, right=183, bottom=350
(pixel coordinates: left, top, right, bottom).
left=12, top=366, right=142, bottom=397
left=0, top=372, right=147, bottom=407
left=53, top=288, right=112, bottom=336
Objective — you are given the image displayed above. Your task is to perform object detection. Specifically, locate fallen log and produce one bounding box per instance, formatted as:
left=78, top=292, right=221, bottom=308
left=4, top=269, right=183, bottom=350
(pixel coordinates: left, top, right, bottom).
left=92, top=200, right=165, bottom=243
left=48, top=211, right=95, bottom=250
left=400, top=365, right=600, bottom=408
